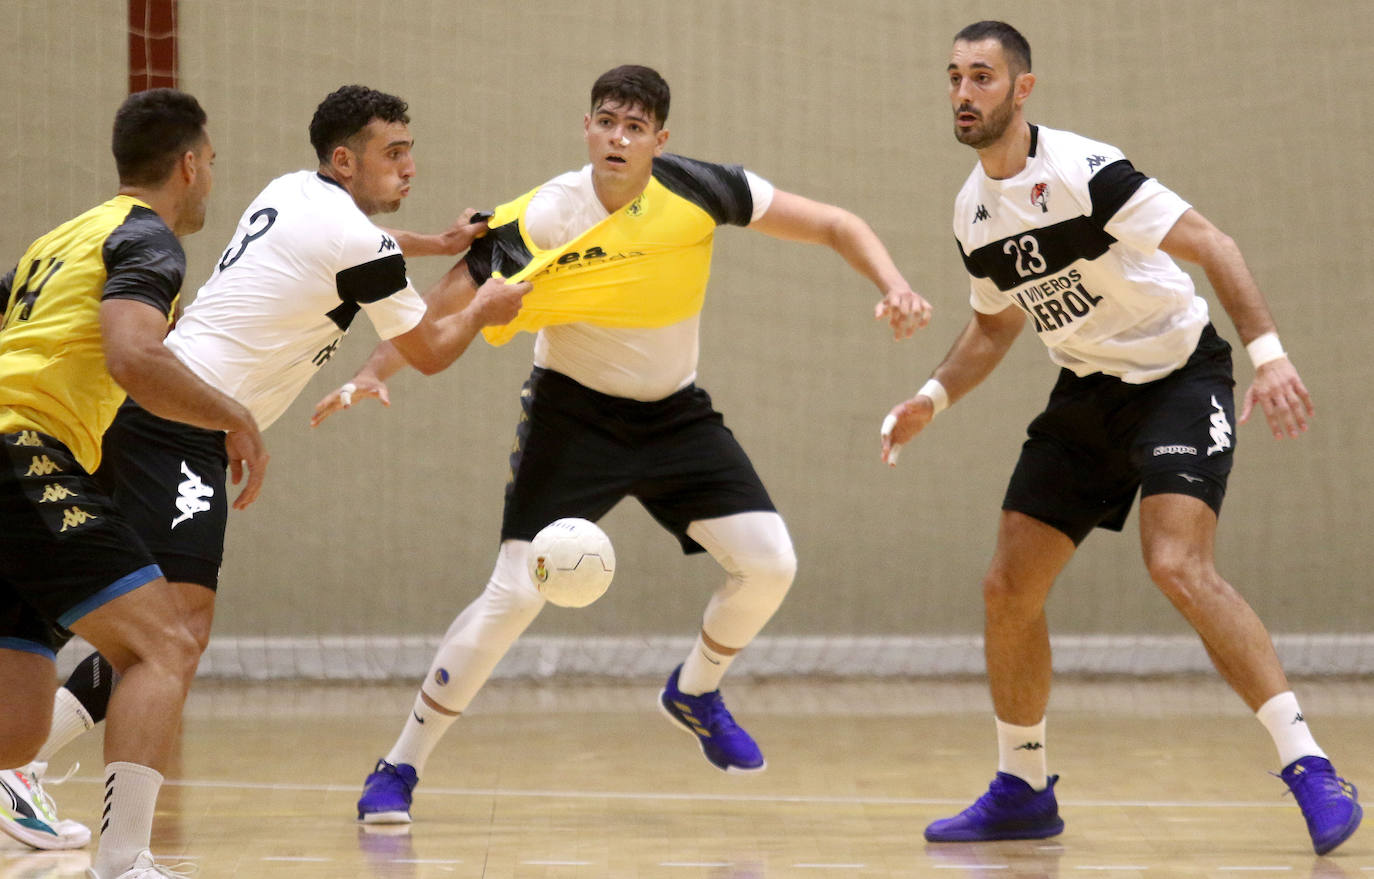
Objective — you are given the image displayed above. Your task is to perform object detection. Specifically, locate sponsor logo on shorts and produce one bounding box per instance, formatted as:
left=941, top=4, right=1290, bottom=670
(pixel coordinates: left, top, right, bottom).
left=11, top=431, right=43, bottom=447
left=1152, top=444, right=1197, bottom=456
left=39, top=484, right=78, bottom=503
left=171, top=461, right=215, bottom=529
left=1207, top=395, right=1233, bottom=456
left=59, top=506, right=98, bottom=532
left=25, top=455, right=62, bottom=477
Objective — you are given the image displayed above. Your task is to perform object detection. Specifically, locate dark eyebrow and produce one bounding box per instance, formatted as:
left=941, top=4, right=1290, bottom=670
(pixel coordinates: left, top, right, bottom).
left=948, top=61, right=996, bottom=72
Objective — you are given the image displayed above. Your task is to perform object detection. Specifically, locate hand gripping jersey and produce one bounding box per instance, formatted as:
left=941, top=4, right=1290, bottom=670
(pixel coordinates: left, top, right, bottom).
left=165, top=171, right=426, bottom=429
left=0, top=196, right=184, bottom=471
left=955, top=124, right=1207, bottom=383
left=466, top=154, right=772, bottom=400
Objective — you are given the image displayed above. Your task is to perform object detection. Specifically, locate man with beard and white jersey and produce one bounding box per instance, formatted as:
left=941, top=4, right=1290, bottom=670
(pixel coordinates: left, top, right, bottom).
left=312, top=64, right=931, bottom=824
left=21, top=85, right=529, bottom=853
left=880, top=21, right=1359, bottom=854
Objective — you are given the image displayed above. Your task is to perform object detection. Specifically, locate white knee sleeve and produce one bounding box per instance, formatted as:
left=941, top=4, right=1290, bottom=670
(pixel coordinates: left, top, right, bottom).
left=421, top=541, right=545, bottom=713
left=687, top=511, right=797, bottom=648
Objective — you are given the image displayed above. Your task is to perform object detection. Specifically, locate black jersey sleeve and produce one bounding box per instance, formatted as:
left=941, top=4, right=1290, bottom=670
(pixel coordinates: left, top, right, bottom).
left=0, top=265, right=14, bottom=319
left=101, top=205, right=186, bottom=316
left=1088, top=159, right=1151, bottom=229
left=652, top=154, right=755, bottom=227
left=465, top=220, right=535, bottom=287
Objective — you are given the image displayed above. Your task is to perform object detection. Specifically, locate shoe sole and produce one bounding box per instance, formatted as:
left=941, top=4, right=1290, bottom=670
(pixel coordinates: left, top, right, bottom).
left=656, top=689, right=766, bottom=775
left=358, top=810, right=412, bottom=825
left=0, top=814, right=87, bottom=851
left=924, top=818, right=1065, bottom=843
left=1313, top=802, right=1362, bottom=855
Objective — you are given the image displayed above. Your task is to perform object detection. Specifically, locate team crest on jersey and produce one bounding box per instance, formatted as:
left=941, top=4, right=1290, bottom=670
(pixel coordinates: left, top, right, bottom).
left=1030, top=183, right=1050, bottom=213
left=626, top=194, right=645, bottom=217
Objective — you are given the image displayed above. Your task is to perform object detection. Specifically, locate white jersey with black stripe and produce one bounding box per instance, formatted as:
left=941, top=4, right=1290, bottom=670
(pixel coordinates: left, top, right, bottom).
left=954, top=124, right=1207, bottom=383
left=166, top=171, right=426, bottom=428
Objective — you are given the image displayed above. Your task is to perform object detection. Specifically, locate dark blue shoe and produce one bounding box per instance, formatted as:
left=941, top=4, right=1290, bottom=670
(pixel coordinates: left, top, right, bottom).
left=925, top=773, right=1064, bottom=842
left=1281, top=756, right=1362, bottom=855
left=357, top=759, right=418, bottom=824
left=658, top=664, right=765, bottom=773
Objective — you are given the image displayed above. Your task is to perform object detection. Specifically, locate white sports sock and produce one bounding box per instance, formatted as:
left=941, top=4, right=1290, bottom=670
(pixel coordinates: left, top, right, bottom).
left=677, top=633, right=735, bottom=695
left=36, top=687, right=96, bottom=763
left=1257, top=691, right=1327, bottom=768
left=92, top=761, right=162, bottom=879
left=385, top=693, right=460, bottom=776
left=997, top=717, right=1048, bottom=790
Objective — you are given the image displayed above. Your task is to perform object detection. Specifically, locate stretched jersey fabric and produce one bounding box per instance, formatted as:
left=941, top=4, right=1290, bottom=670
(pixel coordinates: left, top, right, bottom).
left=165, top=171, right=426, bottom=429
left=471, top=154, right=759, bottom=347
left=0, top=196, right=183, bottom=471
left=954, top=124, right=1204, bottom=383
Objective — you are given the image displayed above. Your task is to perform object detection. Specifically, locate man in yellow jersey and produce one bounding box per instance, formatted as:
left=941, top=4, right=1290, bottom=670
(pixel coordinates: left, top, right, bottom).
left=0, top=89, right=268, bottom=879
left=312, top=65, right=932, bottom=824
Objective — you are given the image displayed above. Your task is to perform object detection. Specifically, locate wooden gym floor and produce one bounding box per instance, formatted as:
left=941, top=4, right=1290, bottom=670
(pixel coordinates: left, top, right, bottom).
left=3, top=676, right=1372, bottom=878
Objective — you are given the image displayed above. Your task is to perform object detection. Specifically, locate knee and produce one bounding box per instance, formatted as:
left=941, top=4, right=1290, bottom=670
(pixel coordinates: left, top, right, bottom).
left=981, top=567, right=1043, bottom=619
left=1144, top=549, right=1214, bottom=608
left=485, top=542, right=549, bottom=619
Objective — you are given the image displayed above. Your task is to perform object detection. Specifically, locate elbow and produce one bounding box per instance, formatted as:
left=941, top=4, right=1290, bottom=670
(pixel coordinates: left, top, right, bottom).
left=412, top=357, right=446, bottom=376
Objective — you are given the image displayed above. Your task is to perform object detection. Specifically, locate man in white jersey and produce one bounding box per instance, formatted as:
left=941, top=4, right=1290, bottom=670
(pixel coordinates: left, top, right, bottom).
left=312, top=65, right=931, bottom=823
left=880, top=21, right=1359, bottom=854
left=15, top=86, right=528, bottom=864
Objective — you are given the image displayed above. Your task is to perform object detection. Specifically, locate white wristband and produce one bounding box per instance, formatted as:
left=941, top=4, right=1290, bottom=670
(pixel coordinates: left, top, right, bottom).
left=1245, top=332, right=1285, bottom=369
left=917, top=378, right=949, bottom=415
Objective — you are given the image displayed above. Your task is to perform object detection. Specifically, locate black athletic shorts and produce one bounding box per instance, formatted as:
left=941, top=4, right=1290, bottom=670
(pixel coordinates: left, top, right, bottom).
left=95, top=399, right=229, bottom=589
left=501, top=367, right=776, bottom=554
left=1004, top=324, right=1236, bottom=545
left=0, top=430, right=162, bottom=658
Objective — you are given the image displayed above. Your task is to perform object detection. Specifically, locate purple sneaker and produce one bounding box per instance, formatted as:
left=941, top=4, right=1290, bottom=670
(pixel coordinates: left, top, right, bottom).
left=1280, top=756, right=1361, bottom=855
left=658, top=664, right=765, bottom=773
left=925, top=773, right=1064, bottom=842
left=357, top=759, right=418, bottom=824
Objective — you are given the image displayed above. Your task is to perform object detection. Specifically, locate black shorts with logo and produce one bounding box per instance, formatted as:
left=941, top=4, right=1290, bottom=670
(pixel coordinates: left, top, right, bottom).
left=1004, top=324, right=1236, bottom=545
left=502, top=367, right=776, bottom=553
left=0, top=430, right=162, bottom=658
left=95, top=399, right=229, bottom=589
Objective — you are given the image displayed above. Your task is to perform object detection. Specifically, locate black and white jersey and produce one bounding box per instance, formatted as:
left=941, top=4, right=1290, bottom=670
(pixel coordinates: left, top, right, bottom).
left=954, top=125, right=1206, bottom=383
left=166, top=171, right=426, bottom=428
left=521, top=158, right=773, bottom=401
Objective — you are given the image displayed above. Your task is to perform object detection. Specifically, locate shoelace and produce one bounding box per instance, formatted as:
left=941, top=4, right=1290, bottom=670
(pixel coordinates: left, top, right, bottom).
left=1278, top=768, right=1357, bottom=805
left=690, top=691, right=741, bottom=733
left=147, top=861, right=199, bottom=878
left=21, top=763, right=78, bottom=822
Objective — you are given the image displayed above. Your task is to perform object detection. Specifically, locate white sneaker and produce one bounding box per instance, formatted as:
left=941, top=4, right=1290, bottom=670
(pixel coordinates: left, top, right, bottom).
left=86, top=851, right=196, bottom=878
left=0, top=762, right=91, bottom=850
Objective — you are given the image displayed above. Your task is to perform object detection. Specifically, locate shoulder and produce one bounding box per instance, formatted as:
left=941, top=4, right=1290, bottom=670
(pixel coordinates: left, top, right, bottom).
left=651, top=153, right=755, bottom=226
left=1037, top=125, right=1126, bottom=185
left=103, top=202, right=185, bottom=275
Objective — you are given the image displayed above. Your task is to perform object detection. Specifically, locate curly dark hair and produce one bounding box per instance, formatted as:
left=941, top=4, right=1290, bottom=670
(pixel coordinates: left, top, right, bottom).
left=590, top=65, right=670, bottom=129
left=954, top=21, right=1032, bottom=75
left=112, top=88, right=208, bottom=187
left=309, top=85, right=410, bottom=163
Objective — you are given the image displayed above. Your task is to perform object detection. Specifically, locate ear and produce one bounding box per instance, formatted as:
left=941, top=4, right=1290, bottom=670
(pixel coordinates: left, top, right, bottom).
left=179, top=150, right=198, bottom=184
left=1014, top=71, right=1036, bottom=107
left=330, top=143, right=356, bottom=180
left=583, top=113, right=592, bottom=143
left=654, top=126, right=670, bottom=156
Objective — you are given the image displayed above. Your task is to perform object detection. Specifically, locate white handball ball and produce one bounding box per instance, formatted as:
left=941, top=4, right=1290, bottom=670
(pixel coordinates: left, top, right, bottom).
left=527, top=517, right=616, bottom=608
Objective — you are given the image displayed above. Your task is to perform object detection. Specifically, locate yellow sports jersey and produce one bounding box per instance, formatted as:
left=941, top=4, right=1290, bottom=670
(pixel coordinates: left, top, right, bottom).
left=471, top=154, right=756, bottom=346
left=0, top=195, right=184, bottom=472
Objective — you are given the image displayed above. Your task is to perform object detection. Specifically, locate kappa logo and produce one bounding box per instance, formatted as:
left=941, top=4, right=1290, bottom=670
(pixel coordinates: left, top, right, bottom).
left=1206, top=395, right=1233, bottom=456
left=1086, top=154, right=1110, bottom=171
left=11, top=430, right=43, bottom=447
left=171, top=461, right=214, bottom=529
left=972, top=204, right=990, bottom=223
left=25, top=455, right=62, bottom=477
left=1014, top=741, right=1044, bottom=751
left=1153, top=444, right=1197, bottom=456
left=378, top=234, right=398, bottom=253
left=39, top=483, right=78, bottom=503
left=1030, top=182, right=1050, bottom=213
left=59, top=506, right=98, bottom=532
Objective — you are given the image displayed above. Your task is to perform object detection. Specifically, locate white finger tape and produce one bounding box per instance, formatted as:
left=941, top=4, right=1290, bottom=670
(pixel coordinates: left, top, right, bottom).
left=340, top=382, right=356, bottom=407
left=880, top=413, right=901, bottom=465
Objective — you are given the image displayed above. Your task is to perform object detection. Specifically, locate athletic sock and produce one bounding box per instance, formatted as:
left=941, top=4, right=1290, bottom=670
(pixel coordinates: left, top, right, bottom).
left=676, top=633, right=735, bottom=695
left=385, top=692, right=459, bottom=777
left=36, top=687, right=97, bottom=764
left=996, top=717, right=1049, bottom=790
left=1257, top=691, right=1327, bottom=768
left=92, top=761, right=162, bottom=879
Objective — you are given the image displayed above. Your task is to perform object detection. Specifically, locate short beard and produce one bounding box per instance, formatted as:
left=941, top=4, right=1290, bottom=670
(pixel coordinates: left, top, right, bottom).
left=954, top=82, right=1017, bottom=150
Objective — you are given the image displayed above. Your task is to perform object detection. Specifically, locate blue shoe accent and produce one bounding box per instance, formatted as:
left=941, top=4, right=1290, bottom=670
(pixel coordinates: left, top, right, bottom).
left=658, top=664, right=765, bottom=773
left=357, top=759, right=418, bottom=824
left=1281, top=756, right=1362, bottom=855
left=924, top=773, right=1064, bottom=842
